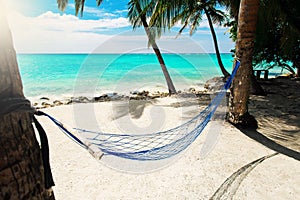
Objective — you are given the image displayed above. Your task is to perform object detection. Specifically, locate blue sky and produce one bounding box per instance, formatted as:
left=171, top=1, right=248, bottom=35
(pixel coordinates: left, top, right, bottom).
left=4, top=0, right=234, bottom=53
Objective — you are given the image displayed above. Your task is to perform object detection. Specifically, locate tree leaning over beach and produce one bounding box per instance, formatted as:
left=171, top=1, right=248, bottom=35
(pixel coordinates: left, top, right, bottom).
left=147, top=0, right=231, bottom=77
left=57, top=0, right=177, bottom=94
left=227, top=0, right=260, bottom=127
left=0, top=9, right=55, bottom=200
left=128, top=0, right=177, bottom=94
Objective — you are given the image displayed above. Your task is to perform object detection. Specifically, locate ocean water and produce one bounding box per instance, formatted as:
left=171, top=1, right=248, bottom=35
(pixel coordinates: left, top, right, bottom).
left=17, top=53, right=235, bottom=99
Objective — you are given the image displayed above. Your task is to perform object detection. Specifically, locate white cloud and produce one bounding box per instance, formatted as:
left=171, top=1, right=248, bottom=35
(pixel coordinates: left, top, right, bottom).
left=115, top=9, right=128, bottom=14
left=103, top=13, right=117, bottom=17
left=7, top=10, right=130, bottom=53
left=34, top=11, right=129, bottom=30
left=6, top=9, right=233, bottom=53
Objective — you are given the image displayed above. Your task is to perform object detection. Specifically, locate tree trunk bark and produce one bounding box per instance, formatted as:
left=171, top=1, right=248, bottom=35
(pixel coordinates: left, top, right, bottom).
left=0, top=11, right=55, bottom=200
left=135, top=1, right=176, bottom=94
left=149, top=40, right=177, bottom=94
left=228, top=0, right=260, bottom=128
left=204, top=7, right=230, bottom=78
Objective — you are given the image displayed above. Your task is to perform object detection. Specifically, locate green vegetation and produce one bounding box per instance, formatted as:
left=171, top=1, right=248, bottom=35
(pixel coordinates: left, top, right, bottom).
left=225, top=0, right=300, bottom=76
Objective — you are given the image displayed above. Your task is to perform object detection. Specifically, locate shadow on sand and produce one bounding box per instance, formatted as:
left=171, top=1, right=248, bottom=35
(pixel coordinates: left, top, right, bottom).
left=210, top=152, right=278, bottom=200
left=112, top=100, right=155, bottom=120
left=238, top=127, right=300, bottom=161
left=210, top=125, right=300, bottom=199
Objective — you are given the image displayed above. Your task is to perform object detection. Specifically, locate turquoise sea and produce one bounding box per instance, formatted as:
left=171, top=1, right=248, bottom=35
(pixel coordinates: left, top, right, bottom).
left=17, top=53, right=236, bottom=99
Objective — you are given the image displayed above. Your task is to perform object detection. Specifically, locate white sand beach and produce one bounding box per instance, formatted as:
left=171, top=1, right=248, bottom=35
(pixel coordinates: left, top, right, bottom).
left=36, top=79, right=300, bottom=200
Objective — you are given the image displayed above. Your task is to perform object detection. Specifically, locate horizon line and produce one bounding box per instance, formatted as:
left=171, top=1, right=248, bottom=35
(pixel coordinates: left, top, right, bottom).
left=17, top=52, right=233, bottom=55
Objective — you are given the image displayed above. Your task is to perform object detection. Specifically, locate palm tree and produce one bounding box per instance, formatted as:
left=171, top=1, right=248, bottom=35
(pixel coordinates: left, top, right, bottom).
left=227, top=0, right=260, bottom=127
left=57, top=0, right=176, bottom=94
left=0, top=10, right=55, bottom=200
left=148, top=0, right=230, bottom=77
left=204, top=5, right=230, bottom=77
left=128, top=0, right=176, bottom=94
left=222, top=0, right=266, bottom=96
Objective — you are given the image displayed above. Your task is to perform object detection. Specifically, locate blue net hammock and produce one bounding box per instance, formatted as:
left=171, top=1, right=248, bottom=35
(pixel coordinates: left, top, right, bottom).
left=40, top=61, right=240, bottom=161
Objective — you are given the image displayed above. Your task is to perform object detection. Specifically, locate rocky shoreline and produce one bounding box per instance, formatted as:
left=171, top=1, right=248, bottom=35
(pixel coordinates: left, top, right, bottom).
left=32, top=88, right=213, bottom=109
left=32, top=77, right=227, bottom=109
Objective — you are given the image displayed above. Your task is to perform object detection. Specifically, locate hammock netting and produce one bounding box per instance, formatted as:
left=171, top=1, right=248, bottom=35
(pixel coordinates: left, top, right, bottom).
left=42, top=61, right=240, bottom=161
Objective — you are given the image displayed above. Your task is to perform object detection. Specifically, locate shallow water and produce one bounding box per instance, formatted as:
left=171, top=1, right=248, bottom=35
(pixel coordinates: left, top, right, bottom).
left=17, top=53, right=234, bottom=99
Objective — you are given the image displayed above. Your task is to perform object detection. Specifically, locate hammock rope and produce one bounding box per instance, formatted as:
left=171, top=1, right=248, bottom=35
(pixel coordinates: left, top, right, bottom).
left=38, top=60, right=240, bottom=161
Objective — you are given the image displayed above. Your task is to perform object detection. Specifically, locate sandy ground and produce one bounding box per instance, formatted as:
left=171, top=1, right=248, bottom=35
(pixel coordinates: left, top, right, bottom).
left=36, top=79, right=300, bottom=200
left=249, top=78, right=300, bottom=152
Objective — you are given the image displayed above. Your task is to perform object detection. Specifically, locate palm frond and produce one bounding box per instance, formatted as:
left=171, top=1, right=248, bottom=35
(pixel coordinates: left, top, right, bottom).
left=96, top=0, right=104, bottom=6
left=57, top=0, right=69, bottom=11
left=189, top=11, right=201, bottom=35
left=176, top=18, right=189, bottom=38
left=149, top=0, right=189, bottom=37
left=74, top=0, right=85, bottom=17
left=210, top=9, right=226, bottom=25
left=128, top=0, right=143, bottom=29
left=57, top=0, right=104, bottom=17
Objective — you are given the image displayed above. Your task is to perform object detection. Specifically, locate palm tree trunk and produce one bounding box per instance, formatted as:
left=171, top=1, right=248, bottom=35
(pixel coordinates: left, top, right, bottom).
left=204, top=7, right=230, bottom=77
left=135, top=2, right=176, bottom=94
left=0, top=12, right=55, bottom=199
left=147, top=36, right=177, bottom=94
left=228, top=0, right=260, bottom=128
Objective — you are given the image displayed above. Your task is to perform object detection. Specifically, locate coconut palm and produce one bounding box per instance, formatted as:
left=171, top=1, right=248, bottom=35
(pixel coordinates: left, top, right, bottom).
left=204, top=4, right=230, bottom=77
left=128, top=0, right=176, bottom=94
left=57, top=0, right=176, bottom=94
left=0, top=10, right=55, bottom=200
left=147, top=0, right=230, bottom=77
left=227, top=0, right=260, bottom=127
left=222, top=0, right=266, bottom=96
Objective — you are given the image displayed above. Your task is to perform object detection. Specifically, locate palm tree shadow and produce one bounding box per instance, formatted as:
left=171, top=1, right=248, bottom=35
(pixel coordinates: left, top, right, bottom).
left=128, top=100, right=153, bottom=119
left=112, top=100, right=155, bottom=120
left=210, top=153, right=278, bottom=200
left=237, top=127, right=300, bottom=161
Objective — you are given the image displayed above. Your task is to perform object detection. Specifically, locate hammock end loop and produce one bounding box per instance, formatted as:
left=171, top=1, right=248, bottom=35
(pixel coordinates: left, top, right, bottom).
left=87, top=143, right=104, bottom=160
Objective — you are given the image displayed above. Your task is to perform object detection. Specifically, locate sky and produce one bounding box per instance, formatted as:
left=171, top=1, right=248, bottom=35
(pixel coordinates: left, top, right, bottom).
left=3, top=0, right=235, bottom=54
